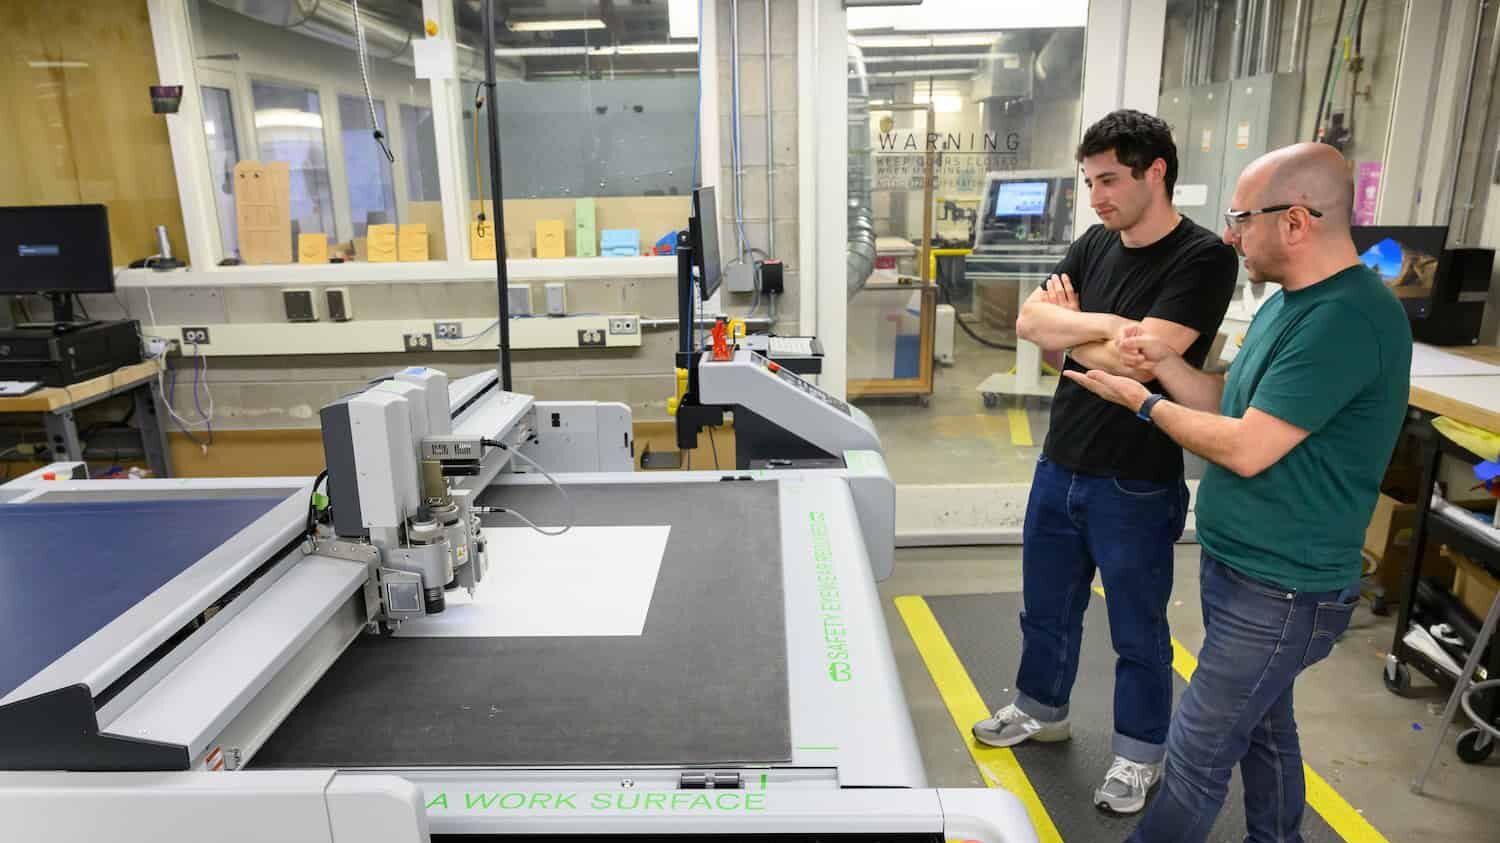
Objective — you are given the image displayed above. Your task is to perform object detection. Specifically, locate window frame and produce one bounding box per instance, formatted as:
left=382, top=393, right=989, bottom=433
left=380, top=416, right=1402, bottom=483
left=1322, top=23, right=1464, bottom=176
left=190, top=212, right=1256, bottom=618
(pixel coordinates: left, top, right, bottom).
left=145, top=0, right=715, bottom=282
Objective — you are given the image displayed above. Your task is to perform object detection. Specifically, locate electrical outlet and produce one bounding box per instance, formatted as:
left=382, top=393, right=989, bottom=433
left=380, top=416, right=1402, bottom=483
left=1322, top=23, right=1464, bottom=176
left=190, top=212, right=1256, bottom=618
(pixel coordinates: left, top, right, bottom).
left=181, top=327, right=211, bottom=346
left=434, top=321, right=463, bottom=340
left=608, top=316, right=638, bottom=335
left=577, top=328, right=606, bottom=347
left=403, top=333, right=433, bottom=352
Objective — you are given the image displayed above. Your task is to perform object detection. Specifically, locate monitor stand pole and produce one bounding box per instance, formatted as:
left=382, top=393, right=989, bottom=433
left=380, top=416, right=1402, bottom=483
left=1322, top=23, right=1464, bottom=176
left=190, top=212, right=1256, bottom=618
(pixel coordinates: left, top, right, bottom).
left=46, top=293, right=77, bottom=325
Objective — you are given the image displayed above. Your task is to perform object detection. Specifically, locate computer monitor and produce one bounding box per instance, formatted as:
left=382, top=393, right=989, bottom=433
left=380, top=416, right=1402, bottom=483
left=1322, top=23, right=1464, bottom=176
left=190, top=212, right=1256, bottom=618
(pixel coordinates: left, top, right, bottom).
left=1350, top=225, right=1448, bottom=320
left=0, top=204, right=114, bottom=297
left=690, top=187, right=722, bottom=300
left=974, top=170, right=1075, bottom=248
left=992, top=180, right=1050, bottom=217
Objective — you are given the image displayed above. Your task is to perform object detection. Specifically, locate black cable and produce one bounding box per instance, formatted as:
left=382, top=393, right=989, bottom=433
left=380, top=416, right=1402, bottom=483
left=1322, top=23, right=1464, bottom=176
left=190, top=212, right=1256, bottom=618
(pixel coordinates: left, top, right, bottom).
left=935, top=274, right=1016, bottom=351
left=1313, top=0, right=1350, bottom=142
left=708, top=427, right=719, bottom=470
left=75, top=294, right=91, bottom=320
left=306, top=469, right=329, bottom=539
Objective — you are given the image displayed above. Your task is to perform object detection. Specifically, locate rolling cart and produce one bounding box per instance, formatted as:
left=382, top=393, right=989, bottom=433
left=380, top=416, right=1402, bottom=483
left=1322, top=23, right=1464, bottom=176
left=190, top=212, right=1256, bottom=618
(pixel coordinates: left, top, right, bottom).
left=1382, top=418, right=1500, bottom=765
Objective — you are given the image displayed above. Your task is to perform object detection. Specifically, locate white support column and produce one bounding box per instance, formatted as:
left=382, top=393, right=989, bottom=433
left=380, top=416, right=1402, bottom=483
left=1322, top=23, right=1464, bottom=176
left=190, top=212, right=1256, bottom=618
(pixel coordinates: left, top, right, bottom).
left=423, top=0, right=470, bottom=269
left=804, top=0, right=849, bottom=398
left=797, top=0, right=817, bottom=343
left=148, top=0, right=219, bottom=267
left=699, top=0, right=723, bottom=314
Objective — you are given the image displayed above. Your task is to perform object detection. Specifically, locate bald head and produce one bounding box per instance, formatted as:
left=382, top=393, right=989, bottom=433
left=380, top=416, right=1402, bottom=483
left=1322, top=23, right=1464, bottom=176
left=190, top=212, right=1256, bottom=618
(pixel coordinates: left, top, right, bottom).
left=1242, top=143, right=1354, bottom=232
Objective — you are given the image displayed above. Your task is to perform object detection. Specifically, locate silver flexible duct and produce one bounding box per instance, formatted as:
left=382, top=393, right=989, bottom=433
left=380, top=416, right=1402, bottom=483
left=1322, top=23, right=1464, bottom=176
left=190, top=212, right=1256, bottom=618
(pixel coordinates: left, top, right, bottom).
left=846, top=43, right=876, bottom=300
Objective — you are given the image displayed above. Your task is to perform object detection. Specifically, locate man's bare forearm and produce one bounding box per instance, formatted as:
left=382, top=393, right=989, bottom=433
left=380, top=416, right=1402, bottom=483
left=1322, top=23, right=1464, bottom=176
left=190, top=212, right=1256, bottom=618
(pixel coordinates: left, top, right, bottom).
left=1147, top=400, right=1251, bottom=475
left=1016, top=304, right=1129, bottom=352
left=1151, top=353, right=1225, bottom=412
left=1069, top=340, right=1154, bottom=381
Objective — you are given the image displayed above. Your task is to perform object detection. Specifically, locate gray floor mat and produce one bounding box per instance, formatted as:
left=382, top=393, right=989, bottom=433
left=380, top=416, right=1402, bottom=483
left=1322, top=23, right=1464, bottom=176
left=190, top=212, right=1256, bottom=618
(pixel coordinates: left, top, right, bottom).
left=927, top=592, right=1344, bottom=843
left=252, top=481, right=789, bottom=769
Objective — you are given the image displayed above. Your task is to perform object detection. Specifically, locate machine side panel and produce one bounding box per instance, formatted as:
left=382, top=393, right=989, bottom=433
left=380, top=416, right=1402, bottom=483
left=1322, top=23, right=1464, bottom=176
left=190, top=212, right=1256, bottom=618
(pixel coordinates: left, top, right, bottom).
left=780, top=476, right=926, bottom=789
left=524, top=401, right=634, bottom=473
left=938, top=788, right=1042, bottom=843
left=699, top=351, right=881, bottom=458
left=0, top=770, right=344, bottom=843
left=350, top=391, right=419, bottom=529
left=327, top=774, right=430, bottom=842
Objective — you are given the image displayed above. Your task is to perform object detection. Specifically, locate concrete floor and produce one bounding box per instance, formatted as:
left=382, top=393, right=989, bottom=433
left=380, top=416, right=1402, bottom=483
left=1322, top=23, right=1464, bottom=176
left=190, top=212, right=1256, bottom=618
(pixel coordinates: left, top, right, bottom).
left=879, top=545, right=1500, bottom=843
left=857, top=327, right=1046, bottom=485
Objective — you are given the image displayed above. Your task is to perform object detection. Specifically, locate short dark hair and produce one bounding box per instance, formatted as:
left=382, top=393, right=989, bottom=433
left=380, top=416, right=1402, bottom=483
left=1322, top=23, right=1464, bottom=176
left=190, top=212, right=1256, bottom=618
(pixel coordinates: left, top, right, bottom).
left=1075, top=109, right=1178, bottom=199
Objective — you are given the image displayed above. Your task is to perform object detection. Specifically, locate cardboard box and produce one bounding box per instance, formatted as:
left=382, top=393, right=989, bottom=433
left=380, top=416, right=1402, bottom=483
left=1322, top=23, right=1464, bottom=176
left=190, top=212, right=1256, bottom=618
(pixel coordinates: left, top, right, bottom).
left=1451, top=549, right=1500, bottom=621
left=1363, top=493, right=1456, bottom=600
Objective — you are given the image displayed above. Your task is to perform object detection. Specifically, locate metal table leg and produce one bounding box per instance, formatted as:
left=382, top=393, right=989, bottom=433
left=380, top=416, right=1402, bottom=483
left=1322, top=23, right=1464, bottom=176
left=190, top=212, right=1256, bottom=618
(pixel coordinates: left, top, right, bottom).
left=133, top=382, right=172, bottom=478
left=1413, top=585, right=1500, bottom=793
left=42, top=407, right=83, bottom=466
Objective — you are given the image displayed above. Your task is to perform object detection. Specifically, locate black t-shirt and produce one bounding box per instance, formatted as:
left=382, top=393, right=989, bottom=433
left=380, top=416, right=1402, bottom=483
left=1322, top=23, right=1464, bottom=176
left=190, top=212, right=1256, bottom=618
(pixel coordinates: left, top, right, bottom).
left=1042, top=217, right=1239, bottom=484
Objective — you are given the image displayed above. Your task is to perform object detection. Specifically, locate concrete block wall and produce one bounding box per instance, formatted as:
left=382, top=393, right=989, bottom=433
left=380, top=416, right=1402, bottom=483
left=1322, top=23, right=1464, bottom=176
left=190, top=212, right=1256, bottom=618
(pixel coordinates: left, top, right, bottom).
left=716, top=0, right=801, bottom=334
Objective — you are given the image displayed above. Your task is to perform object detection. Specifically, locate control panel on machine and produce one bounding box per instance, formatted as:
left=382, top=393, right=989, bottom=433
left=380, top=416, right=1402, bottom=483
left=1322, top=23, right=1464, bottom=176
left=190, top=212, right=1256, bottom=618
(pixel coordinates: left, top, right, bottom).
left=747, top=350, right=851, bottom=416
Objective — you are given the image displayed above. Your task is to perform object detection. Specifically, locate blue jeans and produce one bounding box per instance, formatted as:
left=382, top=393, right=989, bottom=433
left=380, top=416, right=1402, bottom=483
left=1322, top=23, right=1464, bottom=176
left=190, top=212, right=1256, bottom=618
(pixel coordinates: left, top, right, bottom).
left=1015, top=455, right=1188, bottom=764
left=1127, top=554, right=1360, bottom=843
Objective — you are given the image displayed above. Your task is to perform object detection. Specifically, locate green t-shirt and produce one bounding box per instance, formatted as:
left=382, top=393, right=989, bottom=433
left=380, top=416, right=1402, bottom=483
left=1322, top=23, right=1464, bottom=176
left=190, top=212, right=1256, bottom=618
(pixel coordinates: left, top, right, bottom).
left=1197, top=264, right=1411, bottom=592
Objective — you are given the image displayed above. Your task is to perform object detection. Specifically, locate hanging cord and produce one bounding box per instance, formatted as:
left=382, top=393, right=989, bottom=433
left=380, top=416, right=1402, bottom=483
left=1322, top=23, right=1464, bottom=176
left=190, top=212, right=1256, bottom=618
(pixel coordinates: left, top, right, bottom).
left=477, top=440, right=576, bottom=536
left=351, top=0, right=394, bottom=164
left=473, top=81, right=488, bottom=225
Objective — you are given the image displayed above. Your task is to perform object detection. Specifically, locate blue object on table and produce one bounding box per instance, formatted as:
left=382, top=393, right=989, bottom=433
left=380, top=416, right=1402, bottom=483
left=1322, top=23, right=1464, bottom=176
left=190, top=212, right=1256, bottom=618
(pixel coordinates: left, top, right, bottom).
left=654, top=231, right=677, bottom=255
left=0, top=495, right=284, bottom=700
left=601, top=229, right=641, bottom=257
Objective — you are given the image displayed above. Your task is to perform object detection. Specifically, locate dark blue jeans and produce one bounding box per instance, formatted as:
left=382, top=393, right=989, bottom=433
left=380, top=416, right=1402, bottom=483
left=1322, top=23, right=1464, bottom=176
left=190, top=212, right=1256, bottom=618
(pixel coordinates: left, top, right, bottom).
left=1127, top=554, right=1359, bottom=843
left=1015, top=455, right=1188, bottom=764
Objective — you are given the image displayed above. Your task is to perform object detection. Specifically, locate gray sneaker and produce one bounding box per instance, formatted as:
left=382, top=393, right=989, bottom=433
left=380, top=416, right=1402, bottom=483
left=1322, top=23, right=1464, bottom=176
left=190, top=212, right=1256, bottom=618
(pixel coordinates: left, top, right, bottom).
left=1093, top=755, right=1162, bottom=814
left=972, top=703, right=1071, bottom=748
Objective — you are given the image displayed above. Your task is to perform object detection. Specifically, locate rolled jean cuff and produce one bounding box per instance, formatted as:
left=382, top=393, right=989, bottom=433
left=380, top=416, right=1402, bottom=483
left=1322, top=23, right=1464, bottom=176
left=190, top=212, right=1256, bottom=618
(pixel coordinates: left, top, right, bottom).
left=1015, top=693, right=1069, bottom=723
left=1113, top=732, right=1166, bottom=765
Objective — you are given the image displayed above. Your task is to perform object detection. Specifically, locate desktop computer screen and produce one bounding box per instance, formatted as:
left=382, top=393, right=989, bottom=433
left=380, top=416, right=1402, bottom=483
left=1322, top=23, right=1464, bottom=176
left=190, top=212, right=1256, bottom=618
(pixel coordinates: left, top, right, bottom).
left=1350, top=225, right=1448, bottom=319
left=0, top=204, right=114, bottom=296
left=691, top=187, right=722, bottom=300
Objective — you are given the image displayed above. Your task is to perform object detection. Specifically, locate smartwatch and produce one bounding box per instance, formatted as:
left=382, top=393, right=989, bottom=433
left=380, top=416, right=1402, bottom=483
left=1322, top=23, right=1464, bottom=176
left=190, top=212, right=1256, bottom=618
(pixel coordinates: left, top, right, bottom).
left=1137, top=393, right=1166, bottom=424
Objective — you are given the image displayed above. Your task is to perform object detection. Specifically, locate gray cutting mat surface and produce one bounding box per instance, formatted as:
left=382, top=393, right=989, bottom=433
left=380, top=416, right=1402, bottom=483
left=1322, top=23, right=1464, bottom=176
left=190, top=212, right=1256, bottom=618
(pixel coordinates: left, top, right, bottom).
left=928, top=592, right=1344, bottom=843
left=252, top=481, right=789, bottom=769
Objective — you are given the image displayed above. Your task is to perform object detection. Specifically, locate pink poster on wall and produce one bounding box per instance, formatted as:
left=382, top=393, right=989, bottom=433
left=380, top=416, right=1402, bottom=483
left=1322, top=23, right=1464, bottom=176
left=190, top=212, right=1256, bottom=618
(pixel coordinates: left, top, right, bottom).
left=1354, top=161, right=1382, bottom=225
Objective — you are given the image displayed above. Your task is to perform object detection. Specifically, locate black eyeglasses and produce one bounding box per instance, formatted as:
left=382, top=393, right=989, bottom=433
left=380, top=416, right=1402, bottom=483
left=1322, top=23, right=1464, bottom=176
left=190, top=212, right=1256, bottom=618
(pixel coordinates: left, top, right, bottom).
left=1223, top=204, right=1324, bottom=231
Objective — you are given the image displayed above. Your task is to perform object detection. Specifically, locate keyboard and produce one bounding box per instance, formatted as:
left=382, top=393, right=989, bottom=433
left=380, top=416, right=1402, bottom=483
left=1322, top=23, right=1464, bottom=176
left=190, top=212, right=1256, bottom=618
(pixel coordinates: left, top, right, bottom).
left=767, top=336, right=819, bottom=357
left=0, top=381, right=43, bottom=397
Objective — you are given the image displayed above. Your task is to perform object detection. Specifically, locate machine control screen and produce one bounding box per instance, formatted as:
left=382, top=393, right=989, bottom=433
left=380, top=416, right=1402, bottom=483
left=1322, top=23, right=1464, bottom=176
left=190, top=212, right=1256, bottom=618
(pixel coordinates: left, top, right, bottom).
left=993, top=180, right=1049, bottom=217
left=752, top=352, right=851, bottom=415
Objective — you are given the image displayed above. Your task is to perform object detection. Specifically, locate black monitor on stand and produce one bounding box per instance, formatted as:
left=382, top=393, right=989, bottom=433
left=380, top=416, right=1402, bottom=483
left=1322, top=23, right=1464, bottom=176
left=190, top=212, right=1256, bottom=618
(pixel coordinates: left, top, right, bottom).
left=674, top=187, right=727, bottom=451
left=0, top=204, right=114, bottom=326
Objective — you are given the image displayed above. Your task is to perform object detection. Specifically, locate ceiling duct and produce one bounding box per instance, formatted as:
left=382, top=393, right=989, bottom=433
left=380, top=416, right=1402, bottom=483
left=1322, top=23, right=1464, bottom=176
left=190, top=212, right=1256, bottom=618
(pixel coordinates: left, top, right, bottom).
left=847, top=43, right=876, bottom=300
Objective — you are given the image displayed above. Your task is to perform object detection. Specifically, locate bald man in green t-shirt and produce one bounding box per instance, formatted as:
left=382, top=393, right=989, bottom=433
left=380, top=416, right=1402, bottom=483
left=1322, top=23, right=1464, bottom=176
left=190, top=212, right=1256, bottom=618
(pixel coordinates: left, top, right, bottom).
left=1063, top=143, right=1411, bottom=843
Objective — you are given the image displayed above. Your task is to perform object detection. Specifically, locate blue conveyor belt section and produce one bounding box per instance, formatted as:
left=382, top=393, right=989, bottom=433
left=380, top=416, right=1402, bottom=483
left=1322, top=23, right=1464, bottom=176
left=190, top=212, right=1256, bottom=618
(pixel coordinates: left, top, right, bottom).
left=0, top=496, right=285, bottom=701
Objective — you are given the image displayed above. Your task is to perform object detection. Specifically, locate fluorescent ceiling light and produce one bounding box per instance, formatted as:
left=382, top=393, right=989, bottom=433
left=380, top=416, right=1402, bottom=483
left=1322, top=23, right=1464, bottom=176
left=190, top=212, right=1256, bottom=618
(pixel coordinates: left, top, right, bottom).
left=853, top=34, right=1003, bottom=49
left=610, top=43, right=698, bottom=55
left=495, top=43, right=697, bottom=57
left=848, top=0, right=1087, bottom=31
left=869, top=99, right=890, bottom=106
left=862, top=68, right=976, bottom=78
left=668, top=0, right=698, bottom=39
left=860, top=52, right=991, bottom=63
left=507, top=18, right=607, bottom=32
left=27, top=60, right=89, bottom=68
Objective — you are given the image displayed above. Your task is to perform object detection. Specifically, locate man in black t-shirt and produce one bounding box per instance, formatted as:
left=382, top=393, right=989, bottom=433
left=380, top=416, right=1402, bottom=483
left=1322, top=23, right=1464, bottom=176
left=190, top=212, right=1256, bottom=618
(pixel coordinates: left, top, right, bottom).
left=971, top=110, right=1238, bottom=815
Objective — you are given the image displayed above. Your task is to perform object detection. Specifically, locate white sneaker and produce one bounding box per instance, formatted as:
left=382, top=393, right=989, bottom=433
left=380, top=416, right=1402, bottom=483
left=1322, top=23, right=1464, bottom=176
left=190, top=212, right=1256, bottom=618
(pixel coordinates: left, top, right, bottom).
left=972, top=703, right=1071, bottom=748
left=1093, top=755, right=1162, bottom=814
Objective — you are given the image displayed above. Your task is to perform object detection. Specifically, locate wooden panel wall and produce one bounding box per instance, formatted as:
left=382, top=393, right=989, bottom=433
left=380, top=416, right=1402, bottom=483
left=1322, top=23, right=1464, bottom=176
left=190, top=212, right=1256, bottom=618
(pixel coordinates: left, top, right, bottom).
left=0, top=0, right=189, bottom=265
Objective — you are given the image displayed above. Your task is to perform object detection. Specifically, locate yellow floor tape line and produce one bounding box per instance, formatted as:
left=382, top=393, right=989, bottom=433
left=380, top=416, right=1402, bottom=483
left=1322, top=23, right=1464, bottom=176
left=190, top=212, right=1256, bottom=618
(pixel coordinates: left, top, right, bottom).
left=1007, top=408, right=1034, bottom=447
left=894, top=595, right=1064, bottom=843
left=1100, top=587, right=1390, bottom=843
